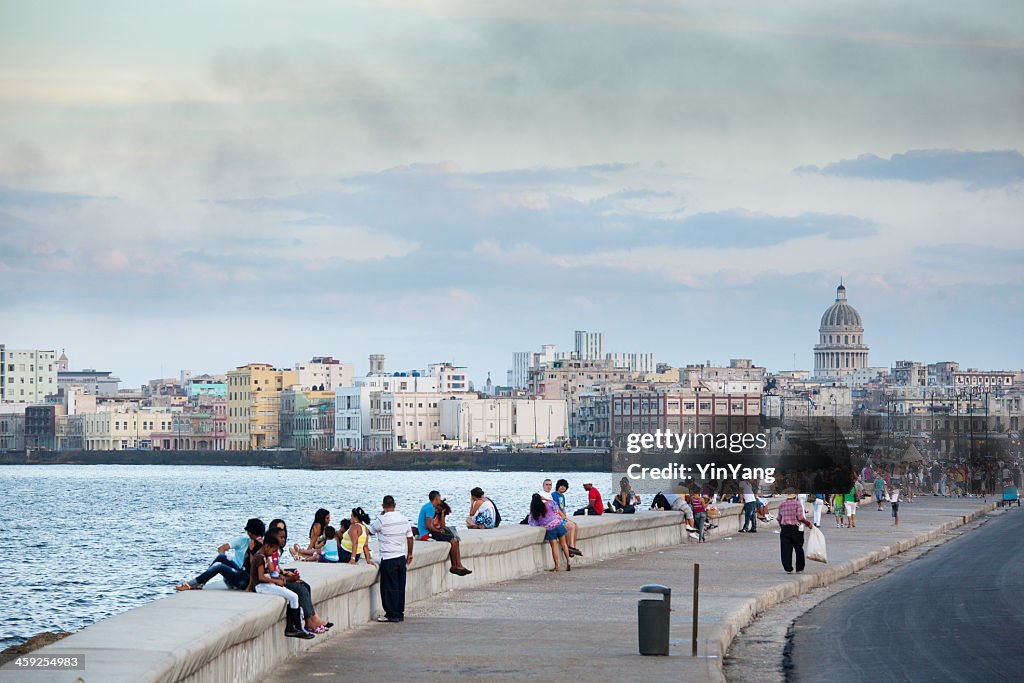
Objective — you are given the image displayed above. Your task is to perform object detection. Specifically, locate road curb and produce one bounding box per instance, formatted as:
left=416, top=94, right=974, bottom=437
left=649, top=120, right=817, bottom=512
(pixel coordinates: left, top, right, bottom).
left=708, top=501, right=996, bottom=682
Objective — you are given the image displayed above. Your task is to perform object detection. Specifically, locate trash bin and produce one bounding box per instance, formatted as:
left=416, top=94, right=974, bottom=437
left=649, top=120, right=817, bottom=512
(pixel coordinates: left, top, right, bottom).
left=638, top=584, right=671, bottom=655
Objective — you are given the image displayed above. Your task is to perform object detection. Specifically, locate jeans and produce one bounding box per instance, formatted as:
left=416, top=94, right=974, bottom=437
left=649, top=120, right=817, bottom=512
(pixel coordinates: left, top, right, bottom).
left=743, top=501, right=757, bottom=531
left=285, top=580, right=315, bottom=617
left=193, top=553, right=248, bottom=590
left=780, top=525, right=805, bottom=572
left=379, top=556, right=407, bottom=621
left=255, top=583, right=298, bottom=608
left=693, top=512, right=706, bottom=541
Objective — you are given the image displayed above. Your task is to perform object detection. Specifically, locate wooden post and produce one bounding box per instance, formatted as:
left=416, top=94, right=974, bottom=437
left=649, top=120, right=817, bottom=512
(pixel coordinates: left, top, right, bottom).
left=692, top=563, right=700, bottom=656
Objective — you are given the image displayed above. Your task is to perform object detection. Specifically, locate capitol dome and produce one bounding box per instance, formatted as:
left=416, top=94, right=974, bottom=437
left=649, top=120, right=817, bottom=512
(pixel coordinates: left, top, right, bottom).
left=820, top=284, right=862, bottom=328
left=814, top=283, right=869, bottom=379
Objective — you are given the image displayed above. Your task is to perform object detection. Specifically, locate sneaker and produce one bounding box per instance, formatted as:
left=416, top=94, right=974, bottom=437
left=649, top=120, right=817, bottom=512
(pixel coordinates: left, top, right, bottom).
left=377, top=615, right=396, bottom=623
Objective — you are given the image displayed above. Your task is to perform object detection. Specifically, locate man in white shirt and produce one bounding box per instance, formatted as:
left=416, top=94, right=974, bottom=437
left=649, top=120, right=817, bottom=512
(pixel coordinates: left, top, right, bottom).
left=368, top=495, right=414, bottom=623
left=739, top=479, right=759, bottom=533
left=539, top=478, right=554, bottom=501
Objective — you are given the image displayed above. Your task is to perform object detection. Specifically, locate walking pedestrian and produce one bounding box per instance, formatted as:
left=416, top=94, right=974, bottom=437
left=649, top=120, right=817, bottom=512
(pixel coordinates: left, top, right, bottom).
left=369, top=495, right=414, bottom=623
left=812, top=493, right=824, bottom=528
left=777, top=488, right=813, bottom=573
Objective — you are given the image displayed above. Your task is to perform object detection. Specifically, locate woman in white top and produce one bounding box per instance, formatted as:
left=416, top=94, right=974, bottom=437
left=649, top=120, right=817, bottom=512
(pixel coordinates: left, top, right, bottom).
left=466, top=487, right=498, bottom=529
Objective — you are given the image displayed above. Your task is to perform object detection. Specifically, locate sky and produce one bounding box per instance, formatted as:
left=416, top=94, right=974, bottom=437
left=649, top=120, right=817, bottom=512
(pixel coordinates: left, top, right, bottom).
left=1, top=0, right=1022, bottom=387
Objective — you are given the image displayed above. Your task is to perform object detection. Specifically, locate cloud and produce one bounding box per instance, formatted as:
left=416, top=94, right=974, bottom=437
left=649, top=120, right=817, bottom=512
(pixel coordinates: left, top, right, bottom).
left=796, top=149, right=1024, bottom=190
left=0, top=185, right=101, bottom=207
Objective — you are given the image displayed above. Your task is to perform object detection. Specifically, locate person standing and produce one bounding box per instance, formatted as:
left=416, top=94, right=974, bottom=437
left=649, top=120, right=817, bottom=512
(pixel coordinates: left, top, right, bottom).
left=888, top=484, right=901, bottom=526
left=845, top=482, right=858, bottom=528
left=812, top=493, right=824, bottom=528
left=777, top=487, right=813, bottom=573
left=739, top=478, right=758, bottom=532
left=369, top=495, right=414, bottom=623
left=875, top=474, right=887, bottom=511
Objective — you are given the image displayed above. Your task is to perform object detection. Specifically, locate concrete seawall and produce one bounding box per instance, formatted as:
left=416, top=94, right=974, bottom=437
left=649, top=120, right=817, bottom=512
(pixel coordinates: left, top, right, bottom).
left=0, top=505, right=755, bottom=683
left=0, top=449, right=612, bottom=472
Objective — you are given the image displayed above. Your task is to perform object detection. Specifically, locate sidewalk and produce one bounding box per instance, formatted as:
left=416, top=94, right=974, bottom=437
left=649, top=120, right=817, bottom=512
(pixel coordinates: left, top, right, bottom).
left=266, top=497, right=992, bottom=682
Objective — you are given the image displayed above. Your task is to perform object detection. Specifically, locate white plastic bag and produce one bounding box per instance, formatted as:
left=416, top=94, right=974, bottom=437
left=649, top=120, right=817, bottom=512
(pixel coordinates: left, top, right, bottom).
left=806, top=525, right=827, bottom=563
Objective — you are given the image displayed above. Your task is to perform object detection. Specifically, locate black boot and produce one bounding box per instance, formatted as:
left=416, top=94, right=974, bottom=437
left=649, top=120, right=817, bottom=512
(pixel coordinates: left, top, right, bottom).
left=285, top=607, right=314, bottom=639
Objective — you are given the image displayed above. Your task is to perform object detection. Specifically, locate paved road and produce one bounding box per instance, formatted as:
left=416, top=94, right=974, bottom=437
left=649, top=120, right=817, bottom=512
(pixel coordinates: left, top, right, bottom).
left=789, top=508, right=1024, bottom=682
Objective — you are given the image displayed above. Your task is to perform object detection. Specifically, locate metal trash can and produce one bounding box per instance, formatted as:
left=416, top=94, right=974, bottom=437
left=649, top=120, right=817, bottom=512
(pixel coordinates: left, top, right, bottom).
left=638, top=584, right=671, bottom=655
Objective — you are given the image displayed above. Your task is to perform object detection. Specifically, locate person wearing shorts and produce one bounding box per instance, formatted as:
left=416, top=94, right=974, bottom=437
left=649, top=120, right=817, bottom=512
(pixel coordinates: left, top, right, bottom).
left=844, top=484, right=858, bottom=528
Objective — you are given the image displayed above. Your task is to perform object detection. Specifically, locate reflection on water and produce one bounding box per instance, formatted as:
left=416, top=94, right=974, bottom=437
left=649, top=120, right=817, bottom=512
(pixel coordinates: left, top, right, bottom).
left=0, top=465, right=610, bottom=647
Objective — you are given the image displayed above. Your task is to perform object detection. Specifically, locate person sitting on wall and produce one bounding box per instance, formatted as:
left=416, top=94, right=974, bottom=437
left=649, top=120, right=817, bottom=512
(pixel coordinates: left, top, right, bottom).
left=266, top=525, right=332, bottom=634
left=573, top=482, right=604, bottom=515
left=292, top=508, right=330, bottom=562
left=466, top=487, right=499, bottom=529
left=417, top=490, right=472, bottom=576
left=246, top=532, right=314, bottom=640
left=176, top=517, right=264, bottom=591
left=611, top=476, right=639, bottom=513
left=552, top=479, right=582, bottom=556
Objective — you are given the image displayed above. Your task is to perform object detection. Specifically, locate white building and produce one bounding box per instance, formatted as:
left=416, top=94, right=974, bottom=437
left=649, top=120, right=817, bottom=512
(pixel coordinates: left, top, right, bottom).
left=296, top=356, right=355, bottom=391
left=574, top=330, right=605, bottom=361
left=439, top=397, right=569, bottom=447
left=427, top=362, right=470, bottom=393
left=1, top=346, right=59, bottom=403
left=334, top=374, right=444, bottom=450
left=82, top=407, right=176, bottom=450
left=606, top=352, right=657, bottom=374
left=814, top=283, right=869, bottom=380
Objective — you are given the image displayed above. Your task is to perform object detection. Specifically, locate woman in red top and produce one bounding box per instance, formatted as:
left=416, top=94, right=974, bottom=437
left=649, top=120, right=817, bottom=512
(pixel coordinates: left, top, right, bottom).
left=690, top=488, right=709, bottom=543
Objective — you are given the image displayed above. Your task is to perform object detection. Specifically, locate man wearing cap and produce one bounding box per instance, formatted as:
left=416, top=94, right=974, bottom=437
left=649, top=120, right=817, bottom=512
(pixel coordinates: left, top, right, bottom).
left=574, top=482, right=604, bottom=515
left=777, top=488, right=813, bottom=574
left=176, top=517, right=265, bottom=591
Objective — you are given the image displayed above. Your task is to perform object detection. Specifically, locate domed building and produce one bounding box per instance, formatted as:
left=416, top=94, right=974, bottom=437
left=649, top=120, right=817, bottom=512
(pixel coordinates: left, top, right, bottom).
left=814, top=282, right=869, bottom=379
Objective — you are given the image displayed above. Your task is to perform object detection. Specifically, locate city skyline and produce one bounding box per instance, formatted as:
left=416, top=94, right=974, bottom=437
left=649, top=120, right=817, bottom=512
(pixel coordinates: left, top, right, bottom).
left=1, top=1, right=1022, bottom=387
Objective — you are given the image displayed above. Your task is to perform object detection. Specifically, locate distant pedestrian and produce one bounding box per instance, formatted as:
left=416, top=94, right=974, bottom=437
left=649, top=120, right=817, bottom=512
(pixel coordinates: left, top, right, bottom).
left=832, top=493, right=845, bottom=528
left=875, top=474, right=887, bottom=511
left=844, top=483, right=858, bottom=528
left=739, top=478, right=758, bottom=532
left=888, top=484, right=901, bottom=526
left=777, top=487, right=813, bottom=573
left=812, top=493, right=824, bottom=528
left=369, top=495, right=414, bottom=623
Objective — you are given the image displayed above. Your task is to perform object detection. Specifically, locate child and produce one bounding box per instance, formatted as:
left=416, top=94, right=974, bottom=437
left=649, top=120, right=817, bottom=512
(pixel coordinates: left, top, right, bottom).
left=248, top=534, right=314, bottom=639
left=319, top=526, right=340, bottom=563
left=888, top=485, right=901, bottom=526
left=833, top=493, right=846, bottom=528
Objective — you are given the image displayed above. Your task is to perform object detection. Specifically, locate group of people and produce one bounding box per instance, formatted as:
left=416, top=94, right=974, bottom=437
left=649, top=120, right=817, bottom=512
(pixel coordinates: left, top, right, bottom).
left=176, top=517, right=334, bottom=639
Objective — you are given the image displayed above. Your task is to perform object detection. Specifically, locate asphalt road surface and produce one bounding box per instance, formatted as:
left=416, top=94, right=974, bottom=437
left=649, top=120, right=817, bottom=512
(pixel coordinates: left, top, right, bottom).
left=788, top=508, right=1024, bottom=682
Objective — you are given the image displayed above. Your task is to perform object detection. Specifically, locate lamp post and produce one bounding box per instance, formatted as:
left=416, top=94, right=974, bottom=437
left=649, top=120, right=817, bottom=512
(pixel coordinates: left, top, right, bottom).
left=830, top=394, right=838, bottom=459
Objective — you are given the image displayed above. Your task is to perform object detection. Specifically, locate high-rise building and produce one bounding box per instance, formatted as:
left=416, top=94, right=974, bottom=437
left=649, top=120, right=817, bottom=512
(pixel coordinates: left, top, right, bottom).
left=225, top=363, right=299, bottom=451
left=0, top=345, right=59, bottom=403
left=574, top=330, right=605, bottom=361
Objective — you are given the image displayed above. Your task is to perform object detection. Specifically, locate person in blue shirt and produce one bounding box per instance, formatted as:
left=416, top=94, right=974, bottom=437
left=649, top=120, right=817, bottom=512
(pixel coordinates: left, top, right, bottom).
left=553, top=479, right=582, bottom=557
left=416, top=490, right=471, bottom=576
left=176, top=518, right=264, bottom=591
left=875, top=474, right=887, bottom=511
